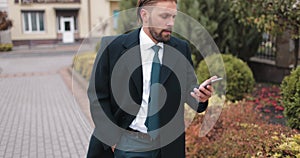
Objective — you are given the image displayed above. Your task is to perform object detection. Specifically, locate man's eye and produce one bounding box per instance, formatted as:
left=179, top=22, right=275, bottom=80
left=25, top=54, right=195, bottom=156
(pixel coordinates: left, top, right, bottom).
left=160, top=14, right=169, bottom=19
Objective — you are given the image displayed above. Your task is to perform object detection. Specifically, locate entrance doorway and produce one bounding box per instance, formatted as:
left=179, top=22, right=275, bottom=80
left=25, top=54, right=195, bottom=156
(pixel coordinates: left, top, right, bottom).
left=61, top=17, right=74, bottom=43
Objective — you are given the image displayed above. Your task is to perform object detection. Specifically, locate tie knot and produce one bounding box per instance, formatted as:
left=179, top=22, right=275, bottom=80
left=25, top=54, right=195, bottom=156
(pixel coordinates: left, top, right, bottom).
left=151, top=45, right=160, bottom=54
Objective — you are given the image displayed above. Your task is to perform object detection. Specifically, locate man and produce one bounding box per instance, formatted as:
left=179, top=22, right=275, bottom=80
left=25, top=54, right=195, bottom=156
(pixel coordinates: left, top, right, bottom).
left=87, top=0, right=215, bottom=157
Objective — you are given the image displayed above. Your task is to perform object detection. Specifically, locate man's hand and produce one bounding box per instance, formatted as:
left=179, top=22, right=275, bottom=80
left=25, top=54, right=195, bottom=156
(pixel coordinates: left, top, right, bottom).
left=112, top=145, right=116, bottom=152
left=190, top=76, right=217, bottom=103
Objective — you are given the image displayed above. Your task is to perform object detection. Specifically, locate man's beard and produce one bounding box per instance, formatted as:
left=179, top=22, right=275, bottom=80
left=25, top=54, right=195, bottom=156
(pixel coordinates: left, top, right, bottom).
left=149, top=26, right=172, bottom=43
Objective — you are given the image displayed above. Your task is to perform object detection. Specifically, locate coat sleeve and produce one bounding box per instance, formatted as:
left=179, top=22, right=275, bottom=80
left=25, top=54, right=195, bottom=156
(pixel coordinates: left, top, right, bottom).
left=183, top=41, right=208, bottom=113
left=87, top=36, right=120, bottom=157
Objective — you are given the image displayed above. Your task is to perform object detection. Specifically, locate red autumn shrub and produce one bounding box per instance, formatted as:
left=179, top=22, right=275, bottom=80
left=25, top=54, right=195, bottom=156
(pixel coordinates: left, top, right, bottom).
left=186, top=100, right=298, bottom=157
left=248, top=84, right=286, bottom=125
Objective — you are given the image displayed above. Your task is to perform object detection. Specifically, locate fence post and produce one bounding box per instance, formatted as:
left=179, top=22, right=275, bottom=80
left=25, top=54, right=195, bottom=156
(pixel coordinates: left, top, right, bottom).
left=276, top=30, right=294, bottom=68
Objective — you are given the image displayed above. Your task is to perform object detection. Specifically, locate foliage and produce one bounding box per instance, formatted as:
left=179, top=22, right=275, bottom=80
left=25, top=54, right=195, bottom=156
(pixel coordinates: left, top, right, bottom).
left=0, top=11, right=13, bottom=48
left=227, top=0, right=300, bottom=66
left=186, top=96, right=298, bottom=157
left=0, top=43, right=12, bottom=51
left=178, top=0, right=262, bottom=62
left=119, top=0, right=136, bottom=11
left=0, top=11, right=12, bottom=31
left=281, top=67, right=300, bottom=130
left=247, top=84, right=286, bottom=125
left=228, top=0, right=300, bottom=38
left=196, top=54, right=255, bottom=101
left=72, top=52, right=96, bottom=81
left=118, top=0, right=262, bottom=62
left=117, top=0, right=140, bottom=34
left=272, top=134, right=300, bottom=157
left=95, top=41, right=101, bottom=53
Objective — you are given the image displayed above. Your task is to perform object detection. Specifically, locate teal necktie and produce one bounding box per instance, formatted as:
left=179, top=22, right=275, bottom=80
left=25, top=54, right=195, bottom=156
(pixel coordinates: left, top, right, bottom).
left=145, top=45, right=161, bottom=139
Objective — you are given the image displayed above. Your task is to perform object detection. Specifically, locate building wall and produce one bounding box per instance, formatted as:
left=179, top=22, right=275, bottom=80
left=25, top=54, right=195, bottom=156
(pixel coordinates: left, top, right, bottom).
left=89, top=0, right=120, bottom=37
left=8, top=0, right=120, bottom=45
left=8, top=1, right=83, bottom=41
left=0, top=0, right=8, bottom=11
left=90, top=0, right=110, bottom=29
left=78, top=0, right=89, bottom=39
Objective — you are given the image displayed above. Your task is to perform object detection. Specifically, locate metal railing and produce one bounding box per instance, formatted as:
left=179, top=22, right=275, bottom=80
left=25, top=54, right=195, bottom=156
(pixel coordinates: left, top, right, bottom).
left=256, top=33, right=276, bottom=61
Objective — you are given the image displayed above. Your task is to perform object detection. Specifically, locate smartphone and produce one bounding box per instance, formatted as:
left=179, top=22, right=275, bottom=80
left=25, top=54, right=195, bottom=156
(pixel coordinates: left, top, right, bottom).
left=204, top=77, right=223, bottom=88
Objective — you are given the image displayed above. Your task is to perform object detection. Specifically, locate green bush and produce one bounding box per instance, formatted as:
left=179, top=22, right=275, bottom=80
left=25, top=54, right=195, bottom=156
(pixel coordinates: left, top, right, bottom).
left=73, top=52, right=96, bottom=81
left=281, top=67, right=300, bottom=130
left=0, top=43, right=13, bottom=51
left=95, top=41, right=101, bottom=53
left=196, top=54, right=255, bottom=101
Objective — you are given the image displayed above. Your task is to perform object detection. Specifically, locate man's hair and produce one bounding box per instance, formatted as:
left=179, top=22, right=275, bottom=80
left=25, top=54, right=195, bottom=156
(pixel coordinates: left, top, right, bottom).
left=136, top=0, right=177, bottom=23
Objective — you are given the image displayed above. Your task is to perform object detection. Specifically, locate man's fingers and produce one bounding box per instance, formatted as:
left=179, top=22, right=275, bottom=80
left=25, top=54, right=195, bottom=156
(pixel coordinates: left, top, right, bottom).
left=191, top=76, right=217, bottom=102
left=191, top=86, right=212, bottom=102
left=200, top=76, right=218, bottom=88
left=199, top=84, right=212, bottom=95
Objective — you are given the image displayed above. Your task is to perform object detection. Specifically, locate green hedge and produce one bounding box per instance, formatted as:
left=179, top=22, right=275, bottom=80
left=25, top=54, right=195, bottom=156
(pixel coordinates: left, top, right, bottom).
left=196, top=54, right=255, bottom=101
left=73, top=52, right=96, bottom=81
left=0, top=43, right=13, bottom=51
left=281, top=67, right=300, bottom=130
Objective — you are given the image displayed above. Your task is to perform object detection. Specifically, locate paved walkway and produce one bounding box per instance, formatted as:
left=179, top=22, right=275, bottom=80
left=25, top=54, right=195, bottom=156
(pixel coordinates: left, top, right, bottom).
left=0, top=44, right=93, bottom=158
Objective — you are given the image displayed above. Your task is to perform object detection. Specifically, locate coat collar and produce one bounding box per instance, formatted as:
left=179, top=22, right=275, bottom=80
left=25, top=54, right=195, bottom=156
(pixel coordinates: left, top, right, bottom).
left=122, top=28, right=140, bottom=49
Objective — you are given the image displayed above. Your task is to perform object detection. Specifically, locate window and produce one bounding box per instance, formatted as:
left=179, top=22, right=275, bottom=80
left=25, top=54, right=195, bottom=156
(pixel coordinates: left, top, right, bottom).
left=22, top=11, right=45, bottom=33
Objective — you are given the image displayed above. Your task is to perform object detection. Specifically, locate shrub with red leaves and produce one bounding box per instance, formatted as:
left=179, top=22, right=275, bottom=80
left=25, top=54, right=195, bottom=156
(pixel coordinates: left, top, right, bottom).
left=185, top=84, right=298, bottom=157
left=247, top=84, right=286, bottom=125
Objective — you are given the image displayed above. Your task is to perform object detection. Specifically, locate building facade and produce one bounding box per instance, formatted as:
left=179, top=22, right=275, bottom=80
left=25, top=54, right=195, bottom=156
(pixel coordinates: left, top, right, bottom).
left=0, top=0, right=8, bottom=11
left=9, top=0, right=120, bottom=46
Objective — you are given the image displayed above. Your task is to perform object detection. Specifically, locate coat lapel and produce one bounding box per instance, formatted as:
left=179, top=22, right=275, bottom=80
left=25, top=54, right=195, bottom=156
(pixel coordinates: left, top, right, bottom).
left=160, top=37, right=179, bottom=84
left=120, top=29, right=181, bottom=96
left=121, top=29, right=143, bottom=98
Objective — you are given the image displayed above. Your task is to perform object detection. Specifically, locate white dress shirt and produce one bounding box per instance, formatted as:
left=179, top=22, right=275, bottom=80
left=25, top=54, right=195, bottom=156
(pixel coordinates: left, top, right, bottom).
left=129, top=28, right=164, bottom=133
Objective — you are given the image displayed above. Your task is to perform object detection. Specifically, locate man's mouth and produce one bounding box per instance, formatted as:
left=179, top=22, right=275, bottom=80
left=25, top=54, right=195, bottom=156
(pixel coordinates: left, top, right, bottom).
left=162, top=29, right=172, bottom=34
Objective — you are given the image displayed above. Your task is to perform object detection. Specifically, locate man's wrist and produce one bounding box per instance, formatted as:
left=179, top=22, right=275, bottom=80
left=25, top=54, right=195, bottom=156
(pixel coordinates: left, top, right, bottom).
left=197, top=101, right=208, bottom=113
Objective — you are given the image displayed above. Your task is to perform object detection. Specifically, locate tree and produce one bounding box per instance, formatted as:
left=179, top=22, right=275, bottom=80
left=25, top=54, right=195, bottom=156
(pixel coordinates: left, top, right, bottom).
left=228, top=0, right=300, bottom=67
left=0, top=11, right=13, bottom=50
left=0, top=11, right=12, bottom=31
left=118, top=0, right=262, bottom=65
left=178, top=0, right=262, bottom=64
left=119, top=0, right=136, bottom=10
left=117, top=0, right=140, bottom=34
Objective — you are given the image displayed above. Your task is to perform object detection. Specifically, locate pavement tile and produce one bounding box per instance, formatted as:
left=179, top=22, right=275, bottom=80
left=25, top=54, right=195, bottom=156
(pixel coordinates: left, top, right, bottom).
left=0, top=51, right=93, bottom=158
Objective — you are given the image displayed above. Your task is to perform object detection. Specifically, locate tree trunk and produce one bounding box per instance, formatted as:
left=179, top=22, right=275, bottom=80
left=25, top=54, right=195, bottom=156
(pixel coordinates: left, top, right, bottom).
left=294, top=38, right=299, bottom=68
left=276, top=30, right=294, bottom=68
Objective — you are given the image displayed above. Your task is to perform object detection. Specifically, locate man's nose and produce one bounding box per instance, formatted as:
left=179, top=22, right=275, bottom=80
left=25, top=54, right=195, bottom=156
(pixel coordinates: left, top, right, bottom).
left=166, top=17, right=175, bottom=27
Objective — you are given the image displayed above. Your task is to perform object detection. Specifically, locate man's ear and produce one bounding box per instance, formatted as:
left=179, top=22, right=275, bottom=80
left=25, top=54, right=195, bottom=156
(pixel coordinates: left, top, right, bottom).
left=140, top=8, right=149, bottom=24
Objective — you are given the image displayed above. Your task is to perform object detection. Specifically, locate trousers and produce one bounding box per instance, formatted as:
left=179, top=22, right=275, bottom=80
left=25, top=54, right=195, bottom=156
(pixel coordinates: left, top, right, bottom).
left=114, top=130, right=161, bottom=158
